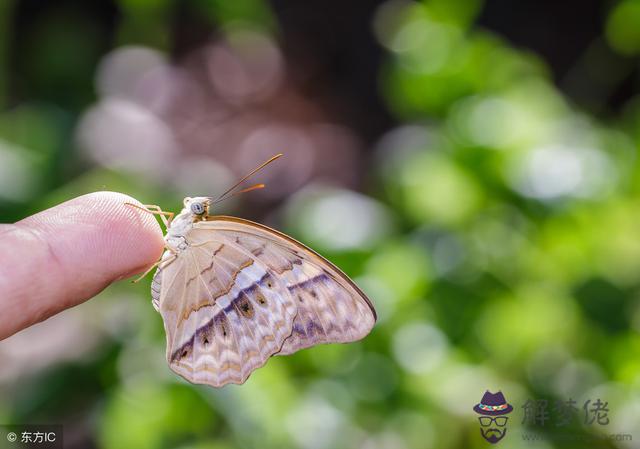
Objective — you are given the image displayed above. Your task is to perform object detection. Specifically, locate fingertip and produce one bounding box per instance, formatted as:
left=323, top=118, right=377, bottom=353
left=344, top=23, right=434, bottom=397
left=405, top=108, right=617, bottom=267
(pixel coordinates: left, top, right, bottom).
left=73, top=191, right=166, bottom=279
left=21, top=191, right=166, bottom=283
left=0, top=192, right=167, bottom=339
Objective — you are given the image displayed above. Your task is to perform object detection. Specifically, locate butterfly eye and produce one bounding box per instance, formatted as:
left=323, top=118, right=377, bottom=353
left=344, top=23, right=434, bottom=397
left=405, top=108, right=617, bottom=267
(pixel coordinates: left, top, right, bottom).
left=191, top=202, right=205, bottom=215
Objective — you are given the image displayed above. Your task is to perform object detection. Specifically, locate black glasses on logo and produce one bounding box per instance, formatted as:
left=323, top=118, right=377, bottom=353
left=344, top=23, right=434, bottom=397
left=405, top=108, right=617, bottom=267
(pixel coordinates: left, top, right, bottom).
left=478, top=416, right=508, bottom=427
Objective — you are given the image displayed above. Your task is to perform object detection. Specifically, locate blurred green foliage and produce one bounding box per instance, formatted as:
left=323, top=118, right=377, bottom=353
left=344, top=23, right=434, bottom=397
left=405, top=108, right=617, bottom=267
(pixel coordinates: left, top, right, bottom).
left=1, top=1, right=640, bottom=449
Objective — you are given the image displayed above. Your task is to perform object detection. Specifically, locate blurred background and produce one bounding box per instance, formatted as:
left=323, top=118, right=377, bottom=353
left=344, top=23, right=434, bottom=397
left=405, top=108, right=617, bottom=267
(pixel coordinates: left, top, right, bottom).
left=1, top=0, right=640, bottom=448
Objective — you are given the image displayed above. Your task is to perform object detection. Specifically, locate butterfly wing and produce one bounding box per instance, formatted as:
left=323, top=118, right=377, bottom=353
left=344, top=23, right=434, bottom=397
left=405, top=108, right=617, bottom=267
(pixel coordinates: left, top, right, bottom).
left=154, top=216, right=376, bottom=387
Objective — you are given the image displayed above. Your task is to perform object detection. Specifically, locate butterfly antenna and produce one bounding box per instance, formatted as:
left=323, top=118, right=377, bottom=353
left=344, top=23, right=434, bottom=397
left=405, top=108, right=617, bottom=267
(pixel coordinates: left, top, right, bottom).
left=212, top=183, right=265, bottom=204
left=213, top=153, right=283, bottom=203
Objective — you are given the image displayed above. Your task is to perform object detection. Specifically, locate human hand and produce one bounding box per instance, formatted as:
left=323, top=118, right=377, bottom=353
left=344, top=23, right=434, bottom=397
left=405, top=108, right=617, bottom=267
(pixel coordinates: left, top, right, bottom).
left=0, top=192, right=165, bottom=340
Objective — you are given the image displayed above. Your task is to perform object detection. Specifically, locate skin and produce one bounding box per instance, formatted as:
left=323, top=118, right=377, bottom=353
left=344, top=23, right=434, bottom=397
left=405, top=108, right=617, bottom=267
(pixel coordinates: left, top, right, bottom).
left=0, top=191, right=165, bottom=340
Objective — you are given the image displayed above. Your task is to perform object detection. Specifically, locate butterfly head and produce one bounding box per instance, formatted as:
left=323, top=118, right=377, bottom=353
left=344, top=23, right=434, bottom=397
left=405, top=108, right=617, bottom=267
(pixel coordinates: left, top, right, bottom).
left=183, top=197, right=211, bottom=218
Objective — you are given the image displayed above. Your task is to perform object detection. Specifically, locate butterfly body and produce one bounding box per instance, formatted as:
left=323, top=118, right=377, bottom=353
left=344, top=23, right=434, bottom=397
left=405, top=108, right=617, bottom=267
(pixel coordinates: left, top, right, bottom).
left=162, top=196, right=209, bottom=252
left=150, top=196, right=376, bottom=387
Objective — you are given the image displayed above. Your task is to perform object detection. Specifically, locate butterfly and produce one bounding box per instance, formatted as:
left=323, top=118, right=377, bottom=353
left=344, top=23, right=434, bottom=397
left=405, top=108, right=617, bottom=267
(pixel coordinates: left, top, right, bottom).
left=127, top=154, right=376, bottom=387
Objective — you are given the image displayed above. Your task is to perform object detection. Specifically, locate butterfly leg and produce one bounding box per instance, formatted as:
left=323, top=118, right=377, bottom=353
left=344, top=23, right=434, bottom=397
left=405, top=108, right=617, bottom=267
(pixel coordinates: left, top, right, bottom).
left=131, top=252, right=177, bottom=283
left=124, top=203, right=175, bottom=228
left=143, top=204, right=175, bottom=227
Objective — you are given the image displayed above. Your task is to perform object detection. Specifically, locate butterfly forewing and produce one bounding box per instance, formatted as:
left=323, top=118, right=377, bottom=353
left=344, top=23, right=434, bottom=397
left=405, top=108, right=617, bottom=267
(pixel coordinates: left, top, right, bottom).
left=154, top=216, right=376, bottom=387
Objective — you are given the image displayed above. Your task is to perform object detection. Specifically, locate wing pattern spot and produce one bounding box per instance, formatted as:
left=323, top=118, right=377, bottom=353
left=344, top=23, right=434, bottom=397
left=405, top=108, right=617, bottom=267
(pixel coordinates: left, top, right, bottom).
left=235, top=293, right=255, bottom=318
left=256, top=292, right=267, bottom=305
